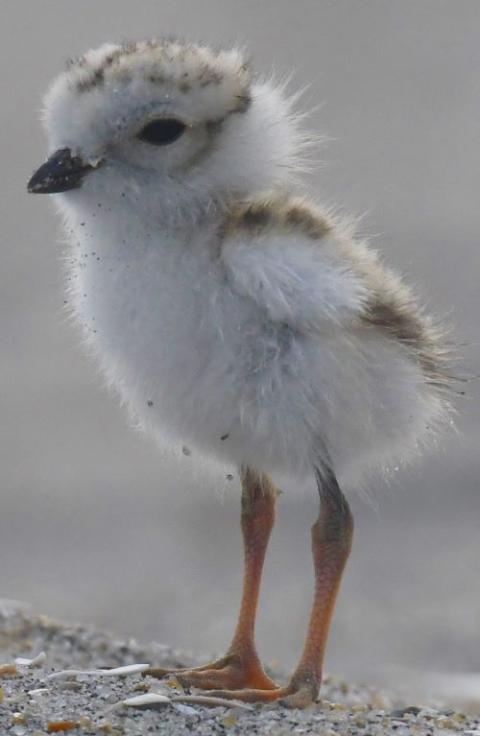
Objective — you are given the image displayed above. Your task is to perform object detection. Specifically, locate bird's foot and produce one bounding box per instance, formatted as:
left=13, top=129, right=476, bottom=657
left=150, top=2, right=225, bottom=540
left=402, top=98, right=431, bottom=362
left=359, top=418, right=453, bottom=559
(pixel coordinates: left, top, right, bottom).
left=146, top=652, right=277, bottom=691
left=207, top=672, right=319, bottom=708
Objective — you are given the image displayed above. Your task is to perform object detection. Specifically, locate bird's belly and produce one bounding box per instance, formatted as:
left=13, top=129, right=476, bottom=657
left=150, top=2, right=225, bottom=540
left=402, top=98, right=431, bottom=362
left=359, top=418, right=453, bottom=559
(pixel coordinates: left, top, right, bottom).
left=70, top=233, right=295, bottom=462
left=69, top=233, right=445, bottom=485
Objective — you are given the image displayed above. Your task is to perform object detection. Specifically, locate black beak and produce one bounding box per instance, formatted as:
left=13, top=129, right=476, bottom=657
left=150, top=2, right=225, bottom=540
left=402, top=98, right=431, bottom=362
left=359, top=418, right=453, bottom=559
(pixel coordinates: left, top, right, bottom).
left=27, top=148, right=96, bottom=194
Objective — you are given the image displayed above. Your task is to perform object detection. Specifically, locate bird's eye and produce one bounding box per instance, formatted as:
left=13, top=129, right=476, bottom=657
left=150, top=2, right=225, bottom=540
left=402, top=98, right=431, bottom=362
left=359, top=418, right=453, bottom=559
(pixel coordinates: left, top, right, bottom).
left=137, top=118, right=186, bottom=146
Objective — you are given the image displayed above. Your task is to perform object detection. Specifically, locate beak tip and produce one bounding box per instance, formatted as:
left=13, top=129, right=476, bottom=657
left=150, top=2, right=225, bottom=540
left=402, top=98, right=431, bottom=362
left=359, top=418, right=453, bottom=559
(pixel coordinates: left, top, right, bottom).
left=27, top=148, right=95, bottom=194
left=27, top=179, right=41, bottom=194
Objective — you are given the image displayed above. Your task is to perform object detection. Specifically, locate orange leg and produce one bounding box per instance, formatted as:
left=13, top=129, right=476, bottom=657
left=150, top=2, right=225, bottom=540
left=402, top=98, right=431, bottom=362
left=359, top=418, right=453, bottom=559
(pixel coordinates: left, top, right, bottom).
left=208, top=467, right=354, bottom=706
left=147, top=467, right=277, bottom=691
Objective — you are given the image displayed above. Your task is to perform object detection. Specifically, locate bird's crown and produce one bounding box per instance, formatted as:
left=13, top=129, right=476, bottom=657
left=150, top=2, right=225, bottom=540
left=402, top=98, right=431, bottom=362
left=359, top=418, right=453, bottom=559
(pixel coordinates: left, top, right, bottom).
left=66, top=40, right=250, bottom=117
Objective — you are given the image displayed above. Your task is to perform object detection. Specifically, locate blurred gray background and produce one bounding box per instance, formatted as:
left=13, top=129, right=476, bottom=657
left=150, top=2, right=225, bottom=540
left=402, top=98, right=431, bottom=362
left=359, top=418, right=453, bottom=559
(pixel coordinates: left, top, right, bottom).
left=1, top=0, right=479, bottom=698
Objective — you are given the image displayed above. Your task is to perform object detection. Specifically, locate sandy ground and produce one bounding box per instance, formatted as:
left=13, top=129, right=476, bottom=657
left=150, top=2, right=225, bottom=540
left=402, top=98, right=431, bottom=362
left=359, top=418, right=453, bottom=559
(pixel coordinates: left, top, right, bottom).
left=1, top=602, right=479, bottom=736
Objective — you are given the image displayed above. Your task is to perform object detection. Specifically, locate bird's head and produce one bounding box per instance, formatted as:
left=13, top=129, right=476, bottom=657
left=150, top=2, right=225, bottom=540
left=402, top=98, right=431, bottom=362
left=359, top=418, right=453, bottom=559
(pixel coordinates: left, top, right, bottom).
left=28, top=39, right=309, bottom=219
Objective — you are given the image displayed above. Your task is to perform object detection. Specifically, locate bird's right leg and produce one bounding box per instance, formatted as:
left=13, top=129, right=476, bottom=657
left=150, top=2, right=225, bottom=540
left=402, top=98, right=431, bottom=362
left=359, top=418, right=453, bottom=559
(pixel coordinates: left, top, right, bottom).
left=147, top=467, right=278, bottom=691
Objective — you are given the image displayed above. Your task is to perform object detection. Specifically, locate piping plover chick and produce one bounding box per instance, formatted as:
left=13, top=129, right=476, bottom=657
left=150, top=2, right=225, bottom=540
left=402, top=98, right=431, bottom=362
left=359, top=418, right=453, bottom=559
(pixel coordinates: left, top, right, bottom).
left=28, top=39, right=454, bottom=706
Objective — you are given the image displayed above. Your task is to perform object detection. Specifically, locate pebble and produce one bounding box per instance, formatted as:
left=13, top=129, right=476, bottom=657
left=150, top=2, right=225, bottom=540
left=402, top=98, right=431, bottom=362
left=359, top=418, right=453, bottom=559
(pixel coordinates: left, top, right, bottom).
left=173, top=702, right=199, bottom=716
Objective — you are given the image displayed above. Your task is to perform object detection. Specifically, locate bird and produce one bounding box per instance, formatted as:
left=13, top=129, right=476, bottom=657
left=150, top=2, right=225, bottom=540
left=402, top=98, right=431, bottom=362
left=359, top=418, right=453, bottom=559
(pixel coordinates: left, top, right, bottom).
left=27, top=38, right=454, bottom=707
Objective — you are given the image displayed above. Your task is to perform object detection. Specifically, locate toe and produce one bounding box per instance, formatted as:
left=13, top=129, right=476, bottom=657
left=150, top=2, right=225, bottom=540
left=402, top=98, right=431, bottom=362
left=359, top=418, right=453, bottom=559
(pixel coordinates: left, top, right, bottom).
left=176, top=668, right=234, bottom=690
left=145, top=655, right=235, bottom=680
left=176, top=664, right=277, bottom=691
left=206, top=682, right=318, bottom=707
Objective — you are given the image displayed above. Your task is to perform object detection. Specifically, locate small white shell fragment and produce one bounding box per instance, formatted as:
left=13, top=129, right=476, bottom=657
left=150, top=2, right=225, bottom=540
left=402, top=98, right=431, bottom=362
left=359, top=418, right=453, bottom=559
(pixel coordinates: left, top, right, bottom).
left=93, top=663, right=151, bottom=676
left=15, top=651, right=47, bottom=667
left=28, top=687, right=51, bottom=696
left=46, top=663, right=150, bottom=680
left=122, top=693, right=171, bottom=709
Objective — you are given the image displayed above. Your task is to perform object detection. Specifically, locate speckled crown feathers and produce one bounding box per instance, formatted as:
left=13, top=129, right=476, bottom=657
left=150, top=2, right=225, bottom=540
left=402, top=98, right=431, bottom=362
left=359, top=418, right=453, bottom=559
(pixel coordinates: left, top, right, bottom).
left=65, top=40, right=251, bottom=117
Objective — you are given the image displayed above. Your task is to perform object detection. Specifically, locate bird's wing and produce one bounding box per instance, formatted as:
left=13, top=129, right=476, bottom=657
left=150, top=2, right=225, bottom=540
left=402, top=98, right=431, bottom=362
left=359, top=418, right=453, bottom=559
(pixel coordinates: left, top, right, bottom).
left=220, top=197, right=368, bottom=333
left=220, top=196, right=453, bottom=391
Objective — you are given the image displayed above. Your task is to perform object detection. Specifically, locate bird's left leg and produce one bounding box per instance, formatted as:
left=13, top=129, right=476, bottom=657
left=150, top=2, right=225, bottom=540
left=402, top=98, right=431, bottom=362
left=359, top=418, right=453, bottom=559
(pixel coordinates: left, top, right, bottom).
left=147, top=467, right=278, bottom=690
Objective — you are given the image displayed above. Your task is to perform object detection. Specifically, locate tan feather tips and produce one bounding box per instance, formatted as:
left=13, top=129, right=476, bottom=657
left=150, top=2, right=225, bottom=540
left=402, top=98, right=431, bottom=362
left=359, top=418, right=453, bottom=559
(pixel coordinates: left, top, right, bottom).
left=361, top=289, right=454, bottom=391
left=66, top=40, right=251, bottom=115
left=223, top=197, right=332, bottom=240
